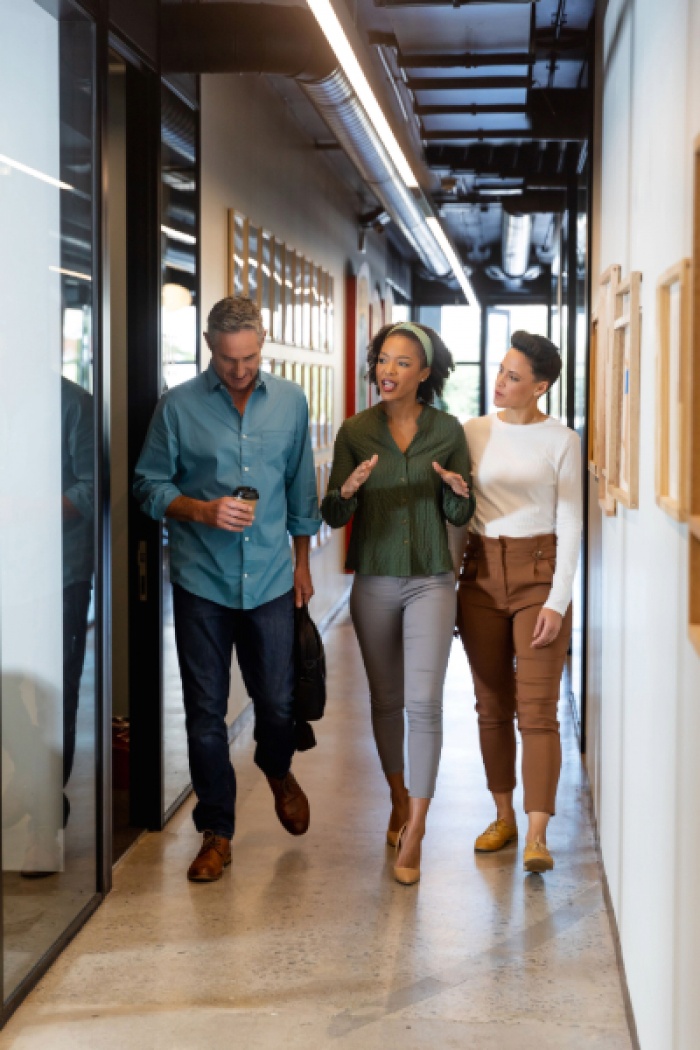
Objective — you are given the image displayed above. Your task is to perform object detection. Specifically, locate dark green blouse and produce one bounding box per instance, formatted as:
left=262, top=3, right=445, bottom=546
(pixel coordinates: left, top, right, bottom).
left=321, top=403, right=475, bottom=576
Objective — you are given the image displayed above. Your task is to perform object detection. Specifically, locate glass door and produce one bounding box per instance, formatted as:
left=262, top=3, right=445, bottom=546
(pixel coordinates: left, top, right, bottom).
left=160, top=85, right=199, bottom=818
left=0, top=0, right=101, bottom=1006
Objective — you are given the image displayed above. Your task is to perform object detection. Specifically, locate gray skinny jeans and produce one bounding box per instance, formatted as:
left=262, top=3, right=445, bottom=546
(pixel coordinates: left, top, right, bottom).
left=349, top=573, right=456, bottom=799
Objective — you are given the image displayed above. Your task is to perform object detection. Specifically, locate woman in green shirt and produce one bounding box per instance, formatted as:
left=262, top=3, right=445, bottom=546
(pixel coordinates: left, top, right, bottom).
left=322, top=322, right=475, bottom=885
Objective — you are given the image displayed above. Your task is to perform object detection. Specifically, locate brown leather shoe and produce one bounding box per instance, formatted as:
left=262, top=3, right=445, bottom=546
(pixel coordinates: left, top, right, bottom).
left=266, top=771, right=310, bottom=836
left=187, top=831, right=232, bottom=882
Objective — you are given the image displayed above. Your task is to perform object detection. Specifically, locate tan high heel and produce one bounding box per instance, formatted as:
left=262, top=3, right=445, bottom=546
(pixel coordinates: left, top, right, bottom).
left=393, top=824, right=420, bottom=886
left=386, top=825, right=401, bottom=848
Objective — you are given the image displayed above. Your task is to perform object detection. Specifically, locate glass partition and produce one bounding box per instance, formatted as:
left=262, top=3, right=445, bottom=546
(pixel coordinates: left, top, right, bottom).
left=160, top=86, right=199, bottom=816
left=0, top=0, right=99, bottom=1001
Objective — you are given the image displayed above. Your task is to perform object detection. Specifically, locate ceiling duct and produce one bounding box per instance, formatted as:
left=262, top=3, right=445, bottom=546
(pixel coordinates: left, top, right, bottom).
left=161, top=3, right=450, bottom=277
left=301, top=70, right=449, bottom=275
left=501, top=212, right=532, bottom=278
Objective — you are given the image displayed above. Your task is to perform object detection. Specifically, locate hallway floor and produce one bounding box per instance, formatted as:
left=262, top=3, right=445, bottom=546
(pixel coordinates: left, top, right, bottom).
left=0, top=612, right=633, bottom=1049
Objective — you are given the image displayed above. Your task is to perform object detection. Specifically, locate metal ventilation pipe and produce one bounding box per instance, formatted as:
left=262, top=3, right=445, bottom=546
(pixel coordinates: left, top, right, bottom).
left=501, top=212, right=533, bottom=278
left=301, top=70, right=449, bottom=275
left=161, top=3, right=451, bottom=277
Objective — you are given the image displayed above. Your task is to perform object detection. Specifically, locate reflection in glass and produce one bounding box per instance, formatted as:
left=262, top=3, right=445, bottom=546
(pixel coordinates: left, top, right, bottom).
left=0, top=0, right=98, bottom=1000
left=161, top=86, right=199, bottom=815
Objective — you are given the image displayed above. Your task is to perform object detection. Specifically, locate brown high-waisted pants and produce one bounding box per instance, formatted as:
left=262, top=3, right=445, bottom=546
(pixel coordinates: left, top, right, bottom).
left=457, top=533, right=572, bottom=815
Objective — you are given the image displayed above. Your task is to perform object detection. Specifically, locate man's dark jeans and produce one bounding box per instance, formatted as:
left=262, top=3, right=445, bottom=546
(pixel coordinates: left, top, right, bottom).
left=173, top=584, right=296, bottom=840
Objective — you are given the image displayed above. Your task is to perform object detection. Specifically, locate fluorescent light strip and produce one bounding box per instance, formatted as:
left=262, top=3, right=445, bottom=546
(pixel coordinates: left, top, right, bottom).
left=161, top=224, right=197, bottom=245
left=306, top=0, right=418, bottom=189
left=0, top=153, right=74, bottom=192
left=49, top=265, right=92, bottom=282
left=426, top=217, right=477, bottom=305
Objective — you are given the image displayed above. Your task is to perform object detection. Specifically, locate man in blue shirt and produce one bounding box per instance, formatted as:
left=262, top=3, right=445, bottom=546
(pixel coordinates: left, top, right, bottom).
left=134, top=296, right=321, bottom=881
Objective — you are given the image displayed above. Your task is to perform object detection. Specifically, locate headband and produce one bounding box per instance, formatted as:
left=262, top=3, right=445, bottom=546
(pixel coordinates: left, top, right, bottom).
left=389, top=322, right=433, bottom=366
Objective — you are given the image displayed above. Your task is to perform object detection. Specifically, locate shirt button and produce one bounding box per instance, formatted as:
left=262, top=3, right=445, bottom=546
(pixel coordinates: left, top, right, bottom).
left=244, top=573, right=248, bottom=578
left=242, top=434, right=247, bottom=439
left=244, top=466, right=249, bottom=472
left=245, top=536, right=249, bottom=542
left=404, top=540, right=408, bottom=545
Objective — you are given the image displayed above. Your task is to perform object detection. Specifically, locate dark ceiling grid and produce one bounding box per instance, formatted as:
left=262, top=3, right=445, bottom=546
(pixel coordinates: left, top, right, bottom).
left=359, top=0, right=595, bottom=299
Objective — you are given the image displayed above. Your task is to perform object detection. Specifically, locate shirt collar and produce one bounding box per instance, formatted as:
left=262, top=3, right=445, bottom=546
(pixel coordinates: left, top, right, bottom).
left=205, top=362, right=267, bottom=394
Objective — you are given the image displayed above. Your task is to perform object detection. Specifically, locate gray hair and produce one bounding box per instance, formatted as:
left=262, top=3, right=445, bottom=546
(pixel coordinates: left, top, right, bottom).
left=206, top=296, right=264, bottom=342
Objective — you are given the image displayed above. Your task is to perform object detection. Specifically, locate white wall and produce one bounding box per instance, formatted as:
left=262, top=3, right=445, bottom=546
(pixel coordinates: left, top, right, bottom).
left=201, top=72, right=390, bottom=721
left=588, top=2, right=700, bottom=1047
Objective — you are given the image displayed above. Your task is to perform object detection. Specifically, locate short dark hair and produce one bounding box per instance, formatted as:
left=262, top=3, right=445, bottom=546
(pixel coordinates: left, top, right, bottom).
left=366, top=322, right=455, bottom=402
left=510, top=330, right=561, bottom=390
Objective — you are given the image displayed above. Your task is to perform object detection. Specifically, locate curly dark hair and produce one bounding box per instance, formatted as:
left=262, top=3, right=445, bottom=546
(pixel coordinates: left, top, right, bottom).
left=366, top=322, right=455, bottom=402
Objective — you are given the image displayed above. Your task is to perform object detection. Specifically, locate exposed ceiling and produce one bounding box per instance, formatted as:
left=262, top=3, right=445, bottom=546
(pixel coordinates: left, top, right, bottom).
left=277, top=0, right=595, bottom=303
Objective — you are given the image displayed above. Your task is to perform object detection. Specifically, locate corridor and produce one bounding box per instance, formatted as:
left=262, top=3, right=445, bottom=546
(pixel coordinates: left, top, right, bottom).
left=0, top=612, right=633, bottom=1050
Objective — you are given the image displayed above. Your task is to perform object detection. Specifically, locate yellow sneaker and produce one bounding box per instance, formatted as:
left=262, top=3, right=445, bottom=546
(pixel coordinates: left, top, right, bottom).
left=474, top=818, right=518, bottom=853
left=523, top=839, right=554, bottom=873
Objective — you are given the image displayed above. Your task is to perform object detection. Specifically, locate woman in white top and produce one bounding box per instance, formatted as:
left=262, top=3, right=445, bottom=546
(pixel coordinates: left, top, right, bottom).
left=456, top=331, right=582, bottom=873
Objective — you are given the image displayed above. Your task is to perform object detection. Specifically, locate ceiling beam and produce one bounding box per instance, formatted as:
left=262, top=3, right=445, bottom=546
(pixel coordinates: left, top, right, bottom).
left=424, top=142, right=583, bottom=179
left=421, top=92, right=589, bottom=142
left=423, top=129, right=574, bottom=142
left=367, top=31, right=590, bottom=66
left=434, top=190, right=568, bottom=212
left=374, top=0, right=531, bottom=7
left=416, top=103, right=528, bottom=116
left=407, top=76, right=531, bottom=91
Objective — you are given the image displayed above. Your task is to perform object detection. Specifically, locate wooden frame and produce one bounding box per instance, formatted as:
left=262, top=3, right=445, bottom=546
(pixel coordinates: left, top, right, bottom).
left=596, top=265, right=622, bottom=515
left=226, top=209, right=335, bottom=356
left=656, top=260, right=692, bottom=520
left=607, top=271, right=642, bottom=509
left=587, top=310, right=599, bottom=475
left=690, top=138, right=700, bottom=653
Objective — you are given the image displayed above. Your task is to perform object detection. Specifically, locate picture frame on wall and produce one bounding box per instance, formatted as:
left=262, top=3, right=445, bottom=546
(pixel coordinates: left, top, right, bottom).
left=596, top=264, right=622, bottom=515
left=655, top=260, right=692, bottom=521
left=690, top=137, right=700, bottom=653
left=309, top=364, right=319, bottom=449
left=284, top=249, right=295, bottom=346
left=229, top=211, right=247, bottom=296
left=260, top=229, right=272, bottom=332
left=587, top=311, right=599, bottom=477
left=607, top=271, right=642, bottom=510
left=272, top=239, right=284, bottom=343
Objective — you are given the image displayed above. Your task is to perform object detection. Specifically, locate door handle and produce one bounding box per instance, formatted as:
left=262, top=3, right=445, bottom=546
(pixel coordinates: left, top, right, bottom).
left=137, top=540, right=148, bottom=602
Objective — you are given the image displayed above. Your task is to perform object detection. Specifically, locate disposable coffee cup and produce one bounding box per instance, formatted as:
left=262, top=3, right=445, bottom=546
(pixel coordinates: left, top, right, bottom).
left=232, top=485, right=259, bottom=518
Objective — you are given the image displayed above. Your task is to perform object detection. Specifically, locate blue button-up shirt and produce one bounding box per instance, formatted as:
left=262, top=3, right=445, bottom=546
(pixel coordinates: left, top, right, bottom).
left=133, top=365, right=321, bottom=610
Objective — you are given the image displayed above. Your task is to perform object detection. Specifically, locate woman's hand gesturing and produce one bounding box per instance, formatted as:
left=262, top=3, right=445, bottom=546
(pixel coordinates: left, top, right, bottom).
left=432, top=461, right=470, bottom=498
left=340, top=454, right=379, bottom=500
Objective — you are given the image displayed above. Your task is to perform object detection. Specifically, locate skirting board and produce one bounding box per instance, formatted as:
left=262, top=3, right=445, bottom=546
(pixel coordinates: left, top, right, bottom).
left=584, top=783, right=642, bottom=1050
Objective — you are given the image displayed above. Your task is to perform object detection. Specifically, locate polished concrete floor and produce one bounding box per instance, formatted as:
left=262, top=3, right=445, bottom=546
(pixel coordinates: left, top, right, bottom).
left=0, top=612, right=633, bottom=1049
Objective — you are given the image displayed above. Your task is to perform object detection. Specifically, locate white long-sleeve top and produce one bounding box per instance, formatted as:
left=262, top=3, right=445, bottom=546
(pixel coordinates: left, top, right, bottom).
left=459, top=414, right=583, bottom=616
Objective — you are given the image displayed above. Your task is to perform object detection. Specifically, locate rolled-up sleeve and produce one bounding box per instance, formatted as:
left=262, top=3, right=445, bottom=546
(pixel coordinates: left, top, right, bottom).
left=133, top=397, right=183, bottom=521
left=321, top=423, right=358, bottom=528
left=285, top=395, right=321, bottom=537
left=441, top=424, right=476, bottom=527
